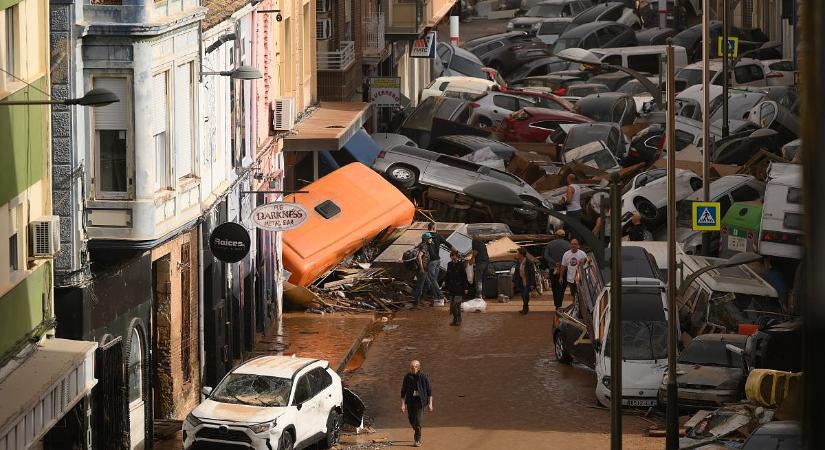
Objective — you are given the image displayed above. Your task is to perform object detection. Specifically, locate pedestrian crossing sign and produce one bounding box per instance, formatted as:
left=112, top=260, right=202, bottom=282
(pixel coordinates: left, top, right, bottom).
left=692, top=202, right=722, bottom=231
left=717, top=36, right=739, bottom=58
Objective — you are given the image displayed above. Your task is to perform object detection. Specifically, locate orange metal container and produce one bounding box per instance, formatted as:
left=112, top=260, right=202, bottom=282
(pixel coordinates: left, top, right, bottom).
left=282, top=163, right=415, bottom=286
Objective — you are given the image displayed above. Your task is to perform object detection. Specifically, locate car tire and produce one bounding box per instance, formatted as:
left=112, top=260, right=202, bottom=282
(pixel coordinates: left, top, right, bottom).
left=634, top=197, right=659, bottom=222
left=278, top=430, right=294, bottom=450
left=477, top=117, right=493, bottom=128
left=320, top=409, right=343, bottom=449
left=387, top=165, right=417, bottom=189
left=554, top=331, right=573, bottom=364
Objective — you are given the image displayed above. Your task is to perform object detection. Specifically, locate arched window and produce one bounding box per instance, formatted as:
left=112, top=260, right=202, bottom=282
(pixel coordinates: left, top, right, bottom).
left=127, top=328, right=143, bottom=404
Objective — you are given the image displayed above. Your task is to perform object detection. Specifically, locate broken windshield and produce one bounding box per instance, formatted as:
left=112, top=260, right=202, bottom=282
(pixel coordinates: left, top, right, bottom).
left=678, top=338, right=744, bottom=367
left=604, top=291, right=668, bottom=361
left=211, top=373, right=292, bottom=407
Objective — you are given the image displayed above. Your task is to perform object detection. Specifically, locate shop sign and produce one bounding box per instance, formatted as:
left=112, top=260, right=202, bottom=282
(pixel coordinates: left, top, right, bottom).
left=250, top=202, right=309, bottom=231
left=210, top=222, right=251, bottom=263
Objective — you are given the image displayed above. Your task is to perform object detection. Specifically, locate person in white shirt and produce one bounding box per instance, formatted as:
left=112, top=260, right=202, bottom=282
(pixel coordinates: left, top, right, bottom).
left=557, top=174, right=583, bottom=239
left=559, top=239, right=588, bottom=303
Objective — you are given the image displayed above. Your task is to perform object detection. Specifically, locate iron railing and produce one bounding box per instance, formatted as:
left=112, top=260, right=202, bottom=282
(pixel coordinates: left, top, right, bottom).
left=317, top=41, right=356, bottom=71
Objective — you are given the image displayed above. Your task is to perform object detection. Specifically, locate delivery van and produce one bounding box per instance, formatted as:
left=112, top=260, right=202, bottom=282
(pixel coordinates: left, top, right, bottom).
left=759, top=162, right=803, bottom=260
left=282, top=163, right=415, bottom=286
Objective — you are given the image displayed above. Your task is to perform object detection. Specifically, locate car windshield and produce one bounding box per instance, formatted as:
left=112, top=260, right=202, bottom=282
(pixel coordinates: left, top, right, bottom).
left=540, top=21, right=568, bottom=34
left=451, top=56, right=486, bottom=78
left=568, top=84, right=608, bottom=97
left=677, top=68, right=718, bottom=87
left=553, top=38, right=581, bottom=54
left=564, top=143, right=617, bottom=170
left=707, top=291, right=784, bottom=330
left=678, top=339, right=744, bottom=367
left=618, top=80, right=651, bottom=95
left=605, top=292, right=669, bottom=361
left=211, top=373, right=292, bottom=407
left=526, top=4, right=563, bottom=17
left=566, top=126, right=608, bottom=148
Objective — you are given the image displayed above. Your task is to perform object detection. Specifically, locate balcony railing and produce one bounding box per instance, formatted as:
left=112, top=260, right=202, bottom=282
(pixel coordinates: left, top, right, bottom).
left=363, top=13, right=386, bottom=57
left=383, top=0, right=457, bottom=37
left=317, top=41, right=356, bottom=71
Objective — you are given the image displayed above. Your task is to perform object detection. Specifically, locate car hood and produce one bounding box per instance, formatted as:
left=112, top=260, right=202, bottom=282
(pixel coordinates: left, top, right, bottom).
left=602, top=357, right=668, bottom=392
left=510, top=17, right=544, bottom=26
left=192, top=399, right=287, bottom=424
left=676, top=364, right=741, bottom=389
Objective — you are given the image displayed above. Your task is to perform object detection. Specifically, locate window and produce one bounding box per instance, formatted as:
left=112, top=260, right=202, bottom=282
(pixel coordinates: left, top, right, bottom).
left=769, top=61, right=793, bottom=71
left=627, top=54, right=662, bottom=74
left=128, top=329, right=143, bottom=404
left=581, top=34, right=598, bottom=49
left=787, top=187, right=802, bottom=204
left=485, top=169, right=522, bottom=185
left=530, top=120, right=562, bottom=131
left=94, top=77, right=130, bottom=198
left=734, top=65, right=764, bottom=84
left=180, top=243, right=192, bottom=382
left=784, top=213, right=803, bottom=231
left=175, top=62, right=195, bottom=180
left=436, top=155, right=480, bottom=172
left=4, top=5, right=17, bottom=80
left=293, top=375, right=312, bottom=405
left=8, top=234, right=17, bottom=271
left=450, top=56, right=485, bottom=78
left=307, top=368, right=333, bottom=396
left=601, top=55, right=621, bottom=66
left=493, top=95, right=518, bottom=111
left=516, top=97, right=536, bottom=109
left=595, top=27, right=614, bottom=46
left=153, top=71, right=171, bottom=190
left=730, top=185, right=761, bottom=202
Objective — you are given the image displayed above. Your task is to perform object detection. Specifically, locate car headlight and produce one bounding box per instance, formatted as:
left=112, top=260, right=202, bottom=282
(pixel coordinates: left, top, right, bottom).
left=248, top=420, right=276, bottom=434
left=185, top=413, right=202, bottom=428
left=506, top=22, right=514, bottom=30
left=601, top=376, right=611, bottom=389
left=531, top=22, right=541, bottom=30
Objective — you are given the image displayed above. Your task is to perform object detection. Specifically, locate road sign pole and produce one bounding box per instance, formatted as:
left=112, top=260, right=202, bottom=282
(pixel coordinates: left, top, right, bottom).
left=609, top=172, right=623, bottom=450
left=721, top=0, right=730, bottom=138
left=701, top=0, right=711, bottom=256
left=665, top=42, right=680, bottom=450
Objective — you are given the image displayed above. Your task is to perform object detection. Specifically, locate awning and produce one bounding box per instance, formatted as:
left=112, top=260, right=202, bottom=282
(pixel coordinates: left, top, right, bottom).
left=318, top=128, right=382, bottom=175
left=283, top=102, right=371, bottom=152
left=0, top=338, right=98, bottom=448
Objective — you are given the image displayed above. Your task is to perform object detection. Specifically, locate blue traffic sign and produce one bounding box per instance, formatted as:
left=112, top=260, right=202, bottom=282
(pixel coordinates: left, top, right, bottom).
left=692, top=202, right=721, bottom=231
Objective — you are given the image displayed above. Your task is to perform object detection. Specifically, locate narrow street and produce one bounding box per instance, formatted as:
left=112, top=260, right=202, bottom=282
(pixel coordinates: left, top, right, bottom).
left=341, top=298, right=664, bottom=449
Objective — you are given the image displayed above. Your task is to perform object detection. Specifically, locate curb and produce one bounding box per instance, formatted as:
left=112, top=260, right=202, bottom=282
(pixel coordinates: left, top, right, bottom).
left=334, top=316, right=378, bottom=374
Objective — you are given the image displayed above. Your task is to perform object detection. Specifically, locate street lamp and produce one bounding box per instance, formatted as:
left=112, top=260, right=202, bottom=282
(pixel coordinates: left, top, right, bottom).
left=0, top=88, right=119, bottom=107
left=201, top=65, right=263, bottom=80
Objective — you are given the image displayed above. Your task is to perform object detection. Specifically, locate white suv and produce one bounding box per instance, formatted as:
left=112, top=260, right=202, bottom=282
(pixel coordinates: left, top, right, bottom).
left=183, top=356, right=344, bottom=450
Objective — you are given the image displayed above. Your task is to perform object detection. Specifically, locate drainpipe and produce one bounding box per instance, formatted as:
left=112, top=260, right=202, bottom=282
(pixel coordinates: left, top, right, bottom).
left=198, top=219, right=206, bottom=391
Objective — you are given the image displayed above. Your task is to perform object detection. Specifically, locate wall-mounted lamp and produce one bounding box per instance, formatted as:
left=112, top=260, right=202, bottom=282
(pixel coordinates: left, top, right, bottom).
left=0, top=87, right=119, bottom=107
left=255, top=7, right=283, bottom=21
left=201, top=65, right=263, bottom=80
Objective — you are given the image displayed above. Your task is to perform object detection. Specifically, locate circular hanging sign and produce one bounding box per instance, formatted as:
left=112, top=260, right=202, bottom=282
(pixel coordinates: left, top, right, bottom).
left=250, top=202, right=309, bottom=231
left=209, top=222, right=251, bottom=263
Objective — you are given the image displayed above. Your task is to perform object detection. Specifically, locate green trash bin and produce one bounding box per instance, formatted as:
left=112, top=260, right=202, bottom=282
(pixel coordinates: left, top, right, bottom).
left=719, top=201, right=763, bottom=258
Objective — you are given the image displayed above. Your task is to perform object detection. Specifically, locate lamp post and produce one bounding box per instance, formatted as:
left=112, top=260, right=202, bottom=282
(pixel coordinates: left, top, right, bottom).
left=665, top=41, right=680, bottom=450
left=0, top=88, right=119, bottom=107
left=701, top=0, right=711, bottom=257
left=200, top=65, right=263, bottom=80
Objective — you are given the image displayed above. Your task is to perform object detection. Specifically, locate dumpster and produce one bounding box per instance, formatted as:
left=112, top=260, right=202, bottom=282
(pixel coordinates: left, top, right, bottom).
left=719, top=201, right=763, bottom=258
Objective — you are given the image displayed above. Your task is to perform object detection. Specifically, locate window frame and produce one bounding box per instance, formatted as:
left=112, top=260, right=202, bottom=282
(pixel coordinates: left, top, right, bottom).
left=153, top=69, right=172, bottom=191
left=92, top=74, right=134, bottom=200
left=175, top=60, right=197, bottom=182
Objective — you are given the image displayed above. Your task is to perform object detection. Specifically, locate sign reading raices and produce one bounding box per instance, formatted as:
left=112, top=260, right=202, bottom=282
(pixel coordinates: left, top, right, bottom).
left=210, top=222, right=251, bottom=263
left=251, top=202, right=309, bottom=231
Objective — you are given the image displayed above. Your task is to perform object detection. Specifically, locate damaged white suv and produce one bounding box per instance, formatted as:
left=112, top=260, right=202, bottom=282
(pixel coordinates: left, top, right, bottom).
left=183, top=356, right=344, bottom=450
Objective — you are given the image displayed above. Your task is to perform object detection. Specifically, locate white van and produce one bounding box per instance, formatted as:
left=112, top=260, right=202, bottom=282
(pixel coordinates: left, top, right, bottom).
left=592, top=278, right=669, bottom=408
left=759, top=162, right=803, bottom=259
left=420, top=76, right=496, bottom=102
left=589, top=45, right=688, bottom=75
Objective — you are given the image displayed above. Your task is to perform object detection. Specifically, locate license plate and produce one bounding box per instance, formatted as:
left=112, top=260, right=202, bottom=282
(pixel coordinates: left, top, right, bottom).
left=728, top=236, right=747, bottom=252
left=623, top=399, right=656, bottom=407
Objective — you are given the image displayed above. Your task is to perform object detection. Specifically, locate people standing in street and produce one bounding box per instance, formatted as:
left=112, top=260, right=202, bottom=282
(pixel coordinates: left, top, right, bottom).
left=514, top=248, right=536, bottom=315
left=592, top=204, right=612, bottom=247
left=626, top=212, right=648, bottom=241
left=412, top=234, right=436, bottom=307
left=469, top=236, right=489, bottom=299
left=400, top=360, right=433, bottom=447
left=543, top=229, right=570, bottom=309
left=445, top=250, right=469, bottom=326
left=425, top=223, right=456, bottom=307
left=559, top=239, right=588, bottom=303
left=558, top=174, right=583, bottom=238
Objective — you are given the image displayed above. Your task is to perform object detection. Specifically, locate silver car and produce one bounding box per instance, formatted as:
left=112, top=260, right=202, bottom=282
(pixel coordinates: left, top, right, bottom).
left=469, top=92, right=538, bottom=128
left=372, top=145, right=548, bottom=207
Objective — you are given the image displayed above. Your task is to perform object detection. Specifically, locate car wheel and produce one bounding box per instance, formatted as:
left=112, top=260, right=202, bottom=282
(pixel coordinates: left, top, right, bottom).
left=689, top=177, right=703, bottom=191
left=387, top=165, right=417, bottom=189
left=634, top=197, right=659, bottom=222
left=320, top=409, right=343, bottom=449
left=278, top=430, right=294, bottom=450
left=477, top=117, right=493, bottom=128
left=554, top=331, right=573, bottom=364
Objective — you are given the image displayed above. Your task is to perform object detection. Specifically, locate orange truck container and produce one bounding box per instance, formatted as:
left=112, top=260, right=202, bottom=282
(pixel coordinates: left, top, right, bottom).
left=282, top=162, right=415, bottom=286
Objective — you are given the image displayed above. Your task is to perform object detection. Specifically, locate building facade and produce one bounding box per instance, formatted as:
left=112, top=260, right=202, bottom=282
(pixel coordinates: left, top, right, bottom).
left=0, top=0, right=98, bottom=448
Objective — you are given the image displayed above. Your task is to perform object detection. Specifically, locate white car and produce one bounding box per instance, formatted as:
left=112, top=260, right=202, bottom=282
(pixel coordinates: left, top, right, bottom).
left=420, top=76, right=497, bottom=103
left=183, top=356, right=344, bottom=450
left=469, top=91, right=538, bottom=127
left=620, top=168, right=703, bottom=226
left=761, top=59, right=795, bottom=86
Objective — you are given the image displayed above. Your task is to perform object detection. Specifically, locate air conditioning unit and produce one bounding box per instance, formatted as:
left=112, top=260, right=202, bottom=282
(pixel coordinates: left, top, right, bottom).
left=272, top=97, right=296, bottom=131
left=316, top=19, right=331, bottom=40
left=30, top=216, right=60, bottom=258
left=316, top=0, right=329, bottom=13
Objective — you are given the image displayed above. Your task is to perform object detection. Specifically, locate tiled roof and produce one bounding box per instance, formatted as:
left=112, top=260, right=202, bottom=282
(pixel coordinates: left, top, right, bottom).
left=202, top=0, right=250, bottom=31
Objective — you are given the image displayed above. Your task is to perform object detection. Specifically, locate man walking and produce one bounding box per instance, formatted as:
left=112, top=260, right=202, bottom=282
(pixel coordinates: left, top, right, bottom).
left=543, top=229, right=570, bottom=309
left=559, top=239, right=588, bottom=304
left=412, top=234, right=435, bottom=306
left=401, top=360, right=433, bottom=447
left=514, top=248, right=536, bottom=315
left=424, top=224, right=455, bottom=306
left=469, top=236, right=489, bottom=299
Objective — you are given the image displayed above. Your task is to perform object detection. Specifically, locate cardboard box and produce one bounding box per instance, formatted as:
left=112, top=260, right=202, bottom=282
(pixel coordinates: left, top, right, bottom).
left=510, top=142, right=560, bottom=161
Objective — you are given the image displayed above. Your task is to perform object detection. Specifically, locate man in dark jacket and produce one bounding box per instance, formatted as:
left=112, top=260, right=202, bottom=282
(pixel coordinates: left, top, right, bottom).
left=513, top=248, right=536, bottom=315
left=543, top=229, right=570, bottom=309
left=445, top=250, right=469, bottom=326
left=400, top=360, right=433, bottom=447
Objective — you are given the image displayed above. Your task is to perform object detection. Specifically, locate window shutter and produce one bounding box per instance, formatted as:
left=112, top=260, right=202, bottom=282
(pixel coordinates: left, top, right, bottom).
left=152, top=72, right=168, bottom=134
left=94, top=78, right=129, bottom=130
left=175, top=63, right=193, bottom=177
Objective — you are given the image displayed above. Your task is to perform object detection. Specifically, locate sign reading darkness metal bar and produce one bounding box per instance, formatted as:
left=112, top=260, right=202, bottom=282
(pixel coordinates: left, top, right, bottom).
left=209, top=222, right=251, bottom=263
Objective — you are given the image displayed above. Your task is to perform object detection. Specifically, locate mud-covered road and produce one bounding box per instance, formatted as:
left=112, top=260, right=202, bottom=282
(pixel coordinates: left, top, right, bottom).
left=341, top=298, right=665, bottom=449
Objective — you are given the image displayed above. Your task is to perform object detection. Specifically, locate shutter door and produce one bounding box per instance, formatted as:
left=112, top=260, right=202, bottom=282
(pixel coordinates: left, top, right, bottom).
left=152, top=72, right=168, bottom=134
left=94, top=78, right=129, bottom=130
left=175, top=63, right=193, bottom=177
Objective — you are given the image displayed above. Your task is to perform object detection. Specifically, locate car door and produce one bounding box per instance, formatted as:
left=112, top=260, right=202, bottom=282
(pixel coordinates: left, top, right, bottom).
left=307, top=368, right=335, bottom=432
left=558, top=303, right=596, bottom=367
left=435, top=43, right=452, bottom=76
left=291, top=373, right=316, bottom=444
left=424, top=155, right=482, bottom=191
left=490, top=94, right=520, bottom=122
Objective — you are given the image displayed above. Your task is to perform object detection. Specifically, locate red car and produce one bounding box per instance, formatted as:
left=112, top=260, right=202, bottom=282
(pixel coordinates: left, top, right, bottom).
left=497, top=107, right=593, bottom=143
left=499, top=86, right=576, bottom=112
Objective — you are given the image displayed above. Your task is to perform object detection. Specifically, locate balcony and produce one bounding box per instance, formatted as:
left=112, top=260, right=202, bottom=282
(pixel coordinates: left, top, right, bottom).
left=317, top=41, right=356, bottom=71
left=363, top=13, right=389, bottom=61
left=383, top=0, right=457, bottom=39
